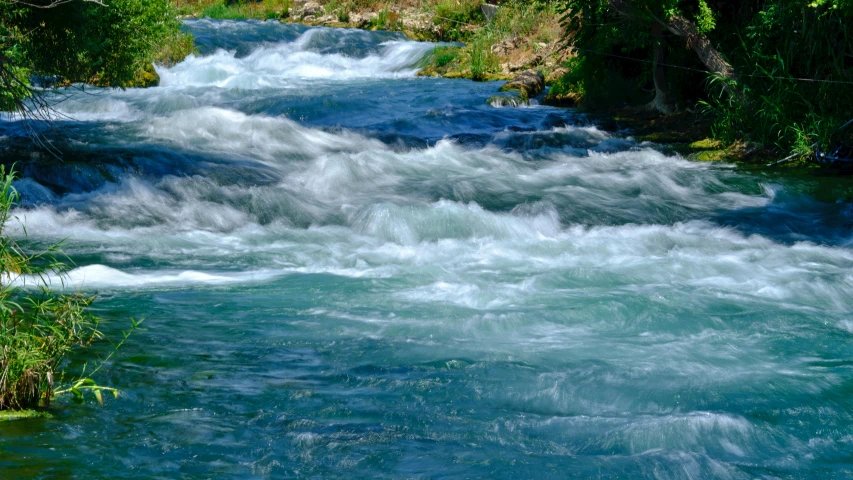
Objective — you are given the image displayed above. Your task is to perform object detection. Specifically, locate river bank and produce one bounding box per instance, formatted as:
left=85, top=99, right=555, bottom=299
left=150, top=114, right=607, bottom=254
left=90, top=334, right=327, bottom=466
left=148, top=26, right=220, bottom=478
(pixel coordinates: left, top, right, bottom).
left=173, top=0, right=570, bottom=83
left=167, top=1, right=836, bottom=169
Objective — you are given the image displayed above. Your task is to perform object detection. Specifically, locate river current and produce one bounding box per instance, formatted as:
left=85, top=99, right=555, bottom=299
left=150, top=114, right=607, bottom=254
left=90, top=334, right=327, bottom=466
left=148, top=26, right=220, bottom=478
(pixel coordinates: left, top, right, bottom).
left=2, top=19, right=853, bottom=479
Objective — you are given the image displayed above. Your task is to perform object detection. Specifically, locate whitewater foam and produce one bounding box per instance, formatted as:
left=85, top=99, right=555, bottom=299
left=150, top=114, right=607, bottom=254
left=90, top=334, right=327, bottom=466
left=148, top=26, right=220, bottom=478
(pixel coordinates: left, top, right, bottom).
left=157, top=29, right=433, bottom=89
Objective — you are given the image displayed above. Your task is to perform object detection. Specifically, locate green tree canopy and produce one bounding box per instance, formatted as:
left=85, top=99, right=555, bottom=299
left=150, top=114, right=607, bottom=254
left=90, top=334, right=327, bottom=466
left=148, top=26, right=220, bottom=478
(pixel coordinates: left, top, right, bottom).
left=0, top=0, right=185, bottom=114
left=560, top=0, right=853, bottom=154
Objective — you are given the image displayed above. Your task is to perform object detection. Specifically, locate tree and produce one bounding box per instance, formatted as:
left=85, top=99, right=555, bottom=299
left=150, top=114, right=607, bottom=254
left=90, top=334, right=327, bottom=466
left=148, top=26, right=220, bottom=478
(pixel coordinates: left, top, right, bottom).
left=0, top=0, right=186, bottom=118
left=560, top=0, right=853, bottom=154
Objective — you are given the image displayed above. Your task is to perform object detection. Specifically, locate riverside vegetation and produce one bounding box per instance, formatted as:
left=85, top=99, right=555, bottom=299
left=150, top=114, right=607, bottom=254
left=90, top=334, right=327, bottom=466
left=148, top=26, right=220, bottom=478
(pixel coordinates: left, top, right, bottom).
left=554, top=0, right=853, bottom=164
left=0, top=168, right=140, bottom=414
left=0, top=0, right=166, bottom=412
left=0, top=0, right=194, bottom=115
left=172, top=0, right=853, bottom=163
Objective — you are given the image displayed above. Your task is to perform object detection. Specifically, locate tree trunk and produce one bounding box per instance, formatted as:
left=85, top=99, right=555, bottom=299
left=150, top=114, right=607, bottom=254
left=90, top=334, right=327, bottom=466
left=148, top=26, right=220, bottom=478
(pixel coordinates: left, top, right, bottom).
left=662, top=14, right=738, bottom=84
left=649, top=22, right=674, bottom=114
left=608, top=0, right=741, bottom=99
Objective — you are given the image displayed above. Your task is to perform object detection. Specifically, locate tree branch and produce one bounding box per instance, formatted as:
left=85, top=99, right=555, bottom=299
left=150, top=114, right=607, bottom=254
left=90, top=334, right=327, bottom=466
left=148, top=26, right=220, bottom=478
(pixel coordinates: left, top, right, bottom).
left=607, top=0, right=741, bottom=98
left=5, top=0, right=108, bottom=8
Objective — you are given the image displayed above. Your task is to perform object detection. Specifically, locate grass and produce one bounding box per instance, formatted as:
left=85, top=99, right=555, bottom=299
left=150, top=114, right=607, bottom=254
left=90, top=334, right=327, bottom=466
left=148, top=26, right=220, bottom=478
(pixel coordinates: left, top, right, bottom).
left=469, top=35, right=496, bottom=81
left=0, top=167, right=135, bottom=411
left=417, top=0, right=564, bottom=81
left=174, top=0, right=291, bottom=19
left=166, top=0, right=567, bottom=83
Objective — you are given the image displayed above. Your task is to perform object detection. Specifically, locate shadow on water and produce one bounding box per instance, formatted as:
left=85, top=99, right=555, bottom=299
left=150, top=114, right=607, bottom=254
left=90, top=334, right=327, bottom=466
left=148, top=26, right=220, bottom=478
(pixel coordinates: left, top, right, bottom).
left=0, top=120, right=282, bottom=201
left=708, top=170, right=853, bottom=247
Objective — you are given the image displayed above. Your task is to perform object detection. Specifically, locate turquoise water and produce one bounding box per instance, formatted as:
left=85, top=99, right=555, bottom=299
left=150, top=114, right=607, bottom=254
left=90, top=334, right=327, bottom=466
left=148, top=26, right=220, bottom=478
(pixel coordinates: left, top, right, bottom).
left=2, top=19, right=853, bottom=479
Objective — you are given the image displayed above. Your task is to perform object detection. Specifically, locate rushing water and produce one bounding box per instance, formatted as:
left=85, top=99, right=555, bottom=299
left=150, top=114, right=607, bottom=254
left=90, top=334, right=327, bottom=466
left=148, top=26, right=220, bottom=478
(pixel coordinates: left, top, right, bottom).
left=2, top=19, right=853, bottom=479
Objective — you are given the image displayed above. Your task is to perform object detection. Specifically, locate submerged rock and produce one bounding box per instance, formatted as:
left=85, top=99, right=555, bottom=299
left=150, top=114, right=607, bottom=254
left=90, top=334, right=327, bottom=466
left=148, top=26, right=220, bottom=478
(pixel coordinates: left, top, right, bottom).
left=488, top=94, right=527, bottom=108
left=499, top=69, right=545, bottom=99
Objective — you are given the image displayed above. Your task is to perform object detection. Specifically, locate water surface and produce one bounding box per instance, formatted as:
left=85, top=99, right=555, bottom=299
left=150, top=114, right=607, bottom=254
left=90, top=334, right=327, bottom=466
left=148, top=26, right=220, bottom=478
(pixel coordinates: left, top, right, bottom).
left=2, top=19, right=853, bottom=479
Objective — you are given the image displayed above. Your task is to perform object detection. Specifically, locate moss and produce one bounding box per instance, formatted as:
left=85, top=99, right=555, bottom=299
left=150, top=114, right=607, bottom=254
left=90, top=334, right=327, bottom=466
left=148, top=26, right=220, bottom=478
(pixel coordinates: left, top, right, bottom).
left=497, top=88, right=528, bottom=102
left=137, top=64, right=160, bottom=88
left=689, top=138, right=724, bottom=150
left=0, top=410, right=53, bottom=422
left=691, top=150, right=727, bottom=162
left=488, top=94, right=526, bottom=107
left=441, top=71, right=470, bottom=79
left=543, top=92, right=580, bottom=107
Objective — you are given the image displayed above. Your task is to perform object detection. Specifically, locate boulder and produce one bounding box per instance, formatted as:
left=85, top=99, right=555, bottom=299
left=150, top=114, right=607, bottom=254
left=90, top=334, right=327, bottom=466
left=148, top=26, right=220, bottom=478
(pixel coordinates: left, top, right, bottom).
left=317, top=14, right=337, bottom=24
left=490, top=36, right=518, bottom=56
left=302, top=2, right=324, bottom=16
left=292, top=1, right=324, bottom=20
left=546, top=67, right=569, bottom=85
left=499, top=69, right=545, bottom=99
left=350, top=12, right=377, bottom=28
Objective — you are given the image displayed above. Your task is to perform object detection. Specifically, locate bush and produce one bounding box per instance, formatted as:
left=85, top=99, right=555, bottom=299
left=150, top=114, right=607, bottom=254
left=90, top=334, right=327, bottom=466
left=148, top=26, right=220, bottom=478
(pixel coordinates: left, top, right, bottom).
left=432, top=0, right=482, bottom=41
left=559, top=0, right=853, bottom=156
left=703, top=1, right=853, bottom=154
left=197, top=0, right=291, bottom=20
left=18, top=0, right=186, bottom=88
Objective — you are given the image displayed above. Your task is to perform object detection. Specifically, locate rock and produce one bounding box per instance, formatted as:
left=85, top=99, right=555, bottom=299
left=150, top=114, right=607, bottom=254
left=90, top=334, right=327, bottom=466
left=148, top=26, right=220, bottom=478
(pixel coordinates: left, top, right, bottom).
left=490, top=37, right=517, bottom=56
left=481, top=4, right=499, bottom=23
left=499, top=69, right=545, bottom=99
left=505, top=54, right=542, bottom=73
left=546, top=67, right=569, bottom=85
left=542, top=92, right=580, bottom=107
left=488, top=94, right=527, bottom=108
left=350, top=12, right=377, bottom=28
left=349, top=13, right=366, bottom=27
left=402, top=14, right=430, bottom=31
left=302, top=1, right=324, bottom=16
left=292, top=1, right=324, bottom=20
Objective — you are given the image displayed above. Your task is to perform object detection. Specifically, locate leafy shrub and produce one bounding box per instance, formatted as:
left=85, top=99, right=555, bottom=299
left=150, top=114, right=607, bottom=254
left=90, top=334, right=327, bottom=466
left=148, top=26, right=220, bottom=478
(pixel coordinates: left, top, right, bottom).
left=432, top=0, right=482, bottom=41
left=559, top=0, right=853, bottom=155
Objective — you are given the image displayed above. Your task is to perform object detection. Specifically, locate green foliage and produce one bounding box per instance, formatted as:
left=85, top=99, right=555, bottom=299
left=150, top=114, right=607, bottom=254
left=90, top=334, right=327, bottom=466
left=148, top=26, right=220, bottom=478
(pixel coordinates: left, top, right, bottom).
left=154, top=29, right=197, bottom=68
left=431, top=0, right=482, bottom=41
left=491, top=0, right=559, bottom=39
left=417, top=45, right=465, bottom=77
left=547, top=58, right=583, bottom=97
left=0, top=44, right=31, bottom=112
left=0, top=0, right=193, bottom=112
left=0, top=167, right=99, bottom=410
left=433, top=49, right=458, bottom=68
left=559, top=0, right=853, bottom=156
left=468, top=36, right=495, bottom=81
left=702, top=1, right=853, bottom=154
left=195, top=0, right=289, bottom=19
left=201, top=2, right=233, bottom=17
left=695, top=0, right=715, bottom=34
left=16, top=0, right=184, bottom=87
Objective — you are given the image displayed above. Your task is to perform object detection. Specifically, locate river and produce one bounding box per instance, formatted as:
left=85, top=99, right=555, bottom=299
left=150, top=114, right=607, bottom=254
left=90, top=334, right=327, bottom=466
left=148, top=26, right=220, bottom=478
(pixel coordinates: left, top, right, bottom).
left=1, top=19, right=853, bottom=479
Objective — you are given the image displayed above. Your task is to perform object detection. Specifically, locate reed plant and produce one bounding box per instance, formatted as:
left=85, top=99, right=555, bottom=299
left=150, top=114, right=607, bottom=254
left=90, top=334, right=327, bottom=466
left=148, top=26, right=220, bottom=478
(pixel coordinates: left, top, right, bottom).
left=0, top=167, right=131, bottom=411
